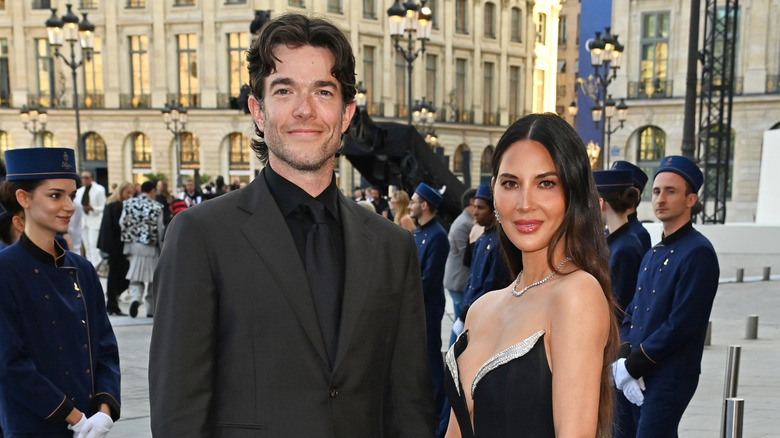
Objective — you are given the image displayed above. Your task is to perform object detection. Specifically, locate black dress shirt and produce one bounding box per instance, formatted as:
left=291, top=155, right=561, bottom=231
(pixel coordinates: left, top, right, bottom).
left=264, top=164, right=346, bottom=295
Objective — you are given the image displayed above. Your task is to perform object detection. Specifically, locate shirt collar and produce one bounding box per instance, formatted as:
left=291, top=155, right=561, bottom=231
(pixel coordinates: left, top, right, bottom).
left=20, top=232, right=66, bottom=267
left=264, top=164, right=341, bottom=222
left=660, top=221, right=694, bottom=246
left=606, top=222, right=631, bottom=245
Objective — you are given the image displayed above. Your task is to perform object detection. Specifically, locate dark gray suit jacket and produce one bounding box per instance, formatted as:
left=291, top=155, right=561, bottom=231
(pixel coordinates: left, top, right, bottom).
left=149, top=171, right=435, bottom=437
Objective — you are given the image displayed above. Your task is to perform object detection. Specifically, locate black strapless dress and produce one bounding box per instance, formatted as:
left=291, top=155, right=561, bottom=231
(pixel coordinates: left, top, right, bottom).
left=443, top=330, right=554, bottom=437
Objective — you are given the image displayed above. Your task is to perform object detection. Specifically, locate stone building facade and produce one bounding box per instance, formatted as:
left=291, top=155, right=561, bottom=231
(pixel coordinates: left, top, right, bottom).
left=0, top=0, right=561, bottom=194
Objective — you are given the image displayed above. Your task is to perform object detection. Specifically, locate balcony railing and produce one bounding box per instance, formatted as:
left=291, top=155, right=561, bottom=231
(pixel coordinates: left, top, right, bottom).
left=120, top=93, right=151, bottom=109
left=366, top=101, right=384, bottom=117
left=80, top=0, right=98, bottom=8
left=628, top=79, right=674, bottom=99
left=483, top=111, right=501, bottom=126
left=768, top=75, right=780, bottom=94
left=217, top=93, right=240, bottom=109
left=168, top=93, right=200, bottom=108
left=81, top=93, right=104, bottom=109
left=126, top=0, right=146, bottom=7
left=0, top=90, right=10, bottom=108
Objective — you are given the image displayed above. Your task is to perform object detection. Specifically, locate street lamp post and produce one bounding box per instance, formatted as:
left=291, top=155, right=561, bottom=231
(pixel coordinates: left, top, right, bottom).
left=412, top=97, right=437, bottom=145
left=591, top=95, right=628, bottom=169
left=162, top=102, right=188, bottom=188
left=576, top=27, right=627, bottom=169
left=45, top=4, right=94, bottom=171
left=20, top=105, right=48, bottom=148
left=387, top=0, right=433, bottom=125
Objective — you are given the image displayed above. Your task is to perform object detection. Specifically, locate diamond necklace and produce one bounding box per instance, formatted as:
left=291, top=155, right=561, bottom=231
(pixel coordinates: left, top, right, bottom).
left=510, top=257, right=572, bottom=298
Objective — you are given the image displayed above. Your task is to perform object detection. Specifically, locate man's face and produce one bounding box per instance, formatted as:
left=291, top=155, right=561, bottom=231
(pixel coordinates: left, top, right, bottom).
left=186, top=181, right=195, bottom=193
left=370, top=189, right=380, bottom=199
left=80, top=172, right=93, bottom=187
left=472, top=198, right=495, bottom=227
left=248, top=44, right=356, bottom=173
left=409, top=193, right=424, bottom=219
left=652, top=172, right=696, bottom=224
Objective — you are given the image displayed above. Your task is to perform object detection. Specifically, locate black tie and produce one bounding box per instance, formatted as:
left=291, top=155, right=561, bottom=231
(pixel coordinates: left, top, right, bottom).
left=302, top=199, right=340, bottom=365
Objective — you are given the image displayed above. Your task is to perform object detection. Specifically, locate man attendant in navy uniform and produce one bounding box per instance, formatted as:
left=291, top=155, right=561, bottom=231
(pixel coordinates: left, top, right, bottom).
left=611, top=161, right=651, bottom=252
left=613, top=155, right=719, bottom=437
left=409, top=182, right=450, bottom=436
left=455, top=183, right=511, bottom=330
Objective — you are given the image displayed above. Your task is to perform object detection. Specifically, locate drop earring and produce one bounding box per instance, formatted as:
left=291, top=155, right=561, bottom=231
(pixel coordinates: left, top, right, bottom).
left=494, top=209, right=501, bottom=223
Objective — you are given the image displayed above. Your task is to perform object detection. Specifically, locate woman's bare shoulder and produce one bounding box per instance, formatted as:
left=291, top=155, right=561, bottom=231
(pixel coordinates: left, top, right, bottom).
left=548, top=270, right=609, bottom=318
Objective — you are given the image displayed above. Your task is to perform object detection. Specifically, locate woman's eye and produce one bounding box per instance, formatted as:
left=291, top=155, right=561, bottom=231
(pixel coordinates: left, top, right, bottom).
left=539, top=180, right=556, bottom=189
left=501, top=180, right=518, bottom=189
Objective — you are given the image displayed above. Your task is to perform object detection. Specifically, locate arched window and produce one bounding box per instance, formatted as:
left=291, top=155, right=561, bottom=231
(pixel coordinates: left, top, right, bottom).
left=180, top=132, right=200, bottom=169
left=0, top=131, right=12, bottom=154
left=634, top=126, right=666, bottom=199
left=480, top=145, right=493, bottom=185
left=453, top=143, right=471, bottom=187
left=131, top=132, right=152, bottom=169
left=40, top=131, right=57, bottom=148
left=83, top=132, right=107, bottom=161
left=228, top=133, right=250, bottom=170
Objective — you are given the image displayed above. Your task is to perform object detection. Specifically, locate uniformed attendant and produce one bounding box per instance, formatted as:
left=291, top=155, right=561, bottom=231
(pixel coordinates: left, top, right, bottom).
left=611, top=161, right=652, bottom=252
left=594, top=169, right=646, bottom=438
left=0, top=148, right=121, bottom=437
left=409, top=182, right=450, bottom=437
left=613, top=155, right=719, bottom=437
left=457, top=183, right=512, bottom=324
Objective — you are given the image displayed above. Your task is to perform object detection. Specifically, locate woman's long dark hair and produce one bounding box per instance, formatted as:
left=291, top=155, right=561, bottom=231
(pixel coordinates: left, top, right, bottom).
left=491, top=113, right=618, bottom=438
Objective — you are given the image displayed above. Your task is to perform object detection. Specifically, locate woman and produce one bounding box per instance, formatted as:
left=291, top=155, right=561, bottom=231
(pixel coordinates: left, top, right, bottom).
left=390, top=189, right=415, bottom=232
left=444, top=114, right=618, bottom=437
left=0, top=148, right=120, bottom=436
left=98, top=181, right=136, bottom=316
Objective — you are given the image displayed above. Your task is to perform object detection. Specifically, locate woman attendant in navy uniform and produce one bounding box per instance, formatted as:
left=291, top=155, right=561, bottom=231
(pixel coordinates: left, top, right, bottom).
left=594, top=169, right=646, bottom=438
left=0, top=148, right=120, bottom=437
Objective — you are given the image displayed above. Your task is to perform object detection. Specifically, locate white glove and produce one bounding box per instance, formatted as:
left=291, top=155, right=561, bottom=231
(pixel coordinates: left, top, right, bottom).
left=623, top=376, right=646, bottom=406
left=67, top=413, right=87, bottom=437
left=612, top=358, right=634, bottom=390
left=80, top=412, right=114, bottom=438
left=452, top=318, right=465, bottom=337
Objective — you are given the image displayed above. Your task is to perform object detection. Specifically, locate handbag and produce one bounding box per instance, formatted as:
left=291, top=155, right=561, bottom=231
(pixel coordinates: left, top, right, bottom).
left=96, top=258, right=110, bottom=278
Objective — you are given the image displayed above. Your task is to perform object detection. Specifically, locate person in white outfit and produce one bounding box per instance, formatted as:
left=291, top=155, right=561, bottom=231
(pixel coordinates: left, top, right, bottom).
left=74, top=171, right=106, bottom=266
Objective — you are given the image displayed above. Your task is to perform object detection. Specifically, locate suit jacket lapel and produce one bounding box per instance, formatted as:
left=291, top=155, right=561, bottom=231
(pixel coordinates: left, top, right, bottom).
left=333, top=195, right=377, bottom=371
left=237, top=172, right=330, bottom=367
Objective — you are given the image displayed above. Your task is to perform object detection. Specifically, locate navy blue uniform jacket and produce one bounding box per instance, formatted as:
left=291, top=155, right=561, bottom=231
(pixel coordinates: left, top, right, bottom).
left=0, top=235, right=120, bottom=436
left=620, top=223, right=719, bottom=378
left=462, top=226, right=511, bottom=315
left=414, top=219, right=449, bottom=309
left=607, top=223, right=645, bottom=314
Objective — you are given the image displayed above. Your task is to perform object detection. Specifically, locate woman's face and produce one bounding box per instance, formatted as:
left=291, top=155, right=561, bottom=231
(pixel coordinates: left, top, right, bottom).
left=493, top=139, right=566, bottom=256
left=121, top=186, right=136, bottom=201
left=18, top=179, right=77, bottom=236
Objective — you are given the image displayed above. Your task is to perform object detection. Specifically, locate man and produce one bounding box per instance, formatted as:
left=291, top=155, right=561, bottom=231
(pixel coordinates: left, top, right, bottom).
left=369, top=185, right=392, bottom=219
left=613, top=156, right=719, bottom=437
left=149, top=14, right=434, bottom=437
left=409, top=182, right=450, bottom=436
left=443, top=187, right=476, bottom=346
left=119, top=181, right=163, bottom=318
left=457, top=183, right=511, bottom=327
left=74, top=170, right=106, bottom=266
left=611, top=161, right=652, bottom=252
left=177, top=179, right=202, bottom=207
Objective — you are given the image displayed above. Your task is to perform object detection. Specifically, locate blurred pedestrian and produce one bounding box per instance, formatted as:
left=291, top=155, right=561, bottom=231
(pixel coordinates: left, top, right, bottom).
left=75, top=170, right=106, bottom=267
left=390, top=189, right=415, bottom=231
left=98, top=181, right=135, bottom=316
left=120, top=180, right=163, bottom=318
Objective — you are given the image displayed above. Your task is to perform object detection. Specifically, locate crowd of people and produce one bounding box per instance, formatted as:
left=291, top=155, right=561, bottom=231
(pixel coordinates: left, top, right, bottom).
left=0, top=12, right=720, bottom=438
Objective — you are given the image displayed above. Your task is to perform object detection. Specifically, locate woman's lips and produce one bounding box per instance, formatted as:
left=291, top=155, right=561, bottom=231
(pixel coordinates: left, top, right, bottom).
left=514, top=220, right=542, bottom=233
